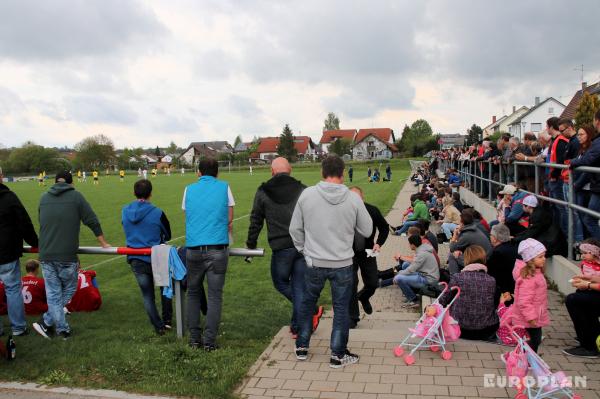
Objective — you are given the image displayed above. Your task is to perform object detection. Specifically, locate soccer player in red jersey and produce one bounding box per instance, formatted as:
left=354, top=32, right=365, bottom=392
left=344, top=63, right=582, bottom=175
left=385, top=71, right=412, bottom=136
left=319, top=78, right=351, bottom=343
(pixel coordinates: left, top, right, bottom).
left=66, top=269, right=102, bottom=312
left=21, top=260, right=48, bottom=315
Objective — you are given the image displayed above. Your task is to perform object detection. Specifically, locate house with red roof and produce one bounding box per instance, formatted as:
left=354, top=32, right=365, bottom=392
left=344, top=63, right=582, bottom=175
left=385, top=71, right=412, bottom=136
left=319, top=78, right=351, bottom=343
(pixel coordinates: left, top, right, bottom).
left=318, top=129, right=357, bottom=154
left=352, top=128, right=397, bottom=160
left=252, top=136, right=318, bottom=161
left=560, top=81, right=600, bottom=120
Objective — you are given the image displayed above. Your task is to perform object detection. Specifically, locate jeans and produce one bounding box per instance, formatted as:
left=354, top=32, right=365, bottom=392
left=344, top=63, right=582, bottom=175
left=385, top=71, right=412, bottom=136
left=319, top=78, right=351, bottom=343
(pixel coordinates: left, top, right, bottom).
left=271, top=248, right=307, bottom=332
left=395, top=220, right=420, bottom=235
left=350, top=255, right=378, bottom=322
left=441, top=223, right=458, bottom=240
left=562, top=183, right=584, bottom=242
left=393, top=272, right=427, bottom=302
left=130, top=259, right=172, bottom=331
left=548, top=180, right=568, bottom=237
left=296, top=265, right=353, bottom=357
left=582, top=193, right=600, bottom=239
left=186, top=248, right=228, bottom=345
left=41, top=261, right=78, bottom=333
left=0, top=259, right=27, bottom=334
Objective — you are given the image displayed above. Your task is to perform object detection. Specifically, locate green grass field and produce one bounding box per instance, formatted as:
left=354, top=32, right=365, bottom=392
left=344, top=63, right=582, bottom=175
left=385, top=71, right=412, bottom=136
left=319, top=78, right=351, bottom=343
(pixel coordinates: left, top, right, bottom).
left=1, top=160, right=409, bottom=398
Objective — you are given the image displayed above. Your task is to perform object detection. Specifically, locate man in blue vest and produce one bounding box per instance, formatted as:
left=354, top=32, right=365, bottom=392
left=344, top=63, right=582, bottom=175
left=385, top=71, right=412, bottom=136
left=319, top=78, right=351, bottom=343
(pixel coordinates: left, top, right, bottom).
left=182, top=158, right=234, bottom=351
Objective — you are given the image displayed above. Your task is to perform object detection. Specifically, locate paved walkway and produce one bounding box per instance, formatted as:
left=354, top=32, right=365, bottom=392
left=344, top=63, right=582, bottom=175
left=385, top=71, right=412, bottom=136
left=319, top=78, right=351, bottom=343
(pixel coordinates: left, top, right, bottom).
left=237, top=181, right=599, bottom=399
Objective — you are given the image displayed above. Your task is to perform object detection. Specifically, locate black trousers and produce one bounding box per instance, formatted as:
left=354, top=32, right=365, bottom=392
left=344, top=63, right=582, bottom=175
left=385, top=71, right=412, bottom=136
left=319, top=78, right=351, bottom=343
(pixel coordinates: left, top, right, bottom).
left=526, top=327, right=542, bottom=353
left=566, top=290, right=600, bottom=351
left=350, top=255, right=379, bottom=322
left=460, top=323, right=499, bottom=341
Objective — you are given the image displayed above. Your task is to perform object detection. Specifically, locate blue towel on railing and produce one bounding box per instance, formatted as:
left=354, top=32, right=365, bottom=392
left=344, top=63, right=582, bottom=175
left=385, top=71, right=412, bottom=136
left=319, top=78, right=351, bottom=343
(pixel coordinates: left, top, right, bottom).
left=163, top=246, right=187, bottom=299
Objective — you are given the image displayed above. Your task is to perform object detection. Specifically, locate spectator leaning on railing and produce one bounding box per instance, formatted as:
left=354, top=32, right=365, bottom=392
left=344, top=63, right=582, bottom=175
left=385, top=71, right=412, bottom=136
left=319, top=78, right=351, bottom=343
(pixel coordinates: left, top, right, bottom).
left=569, top=110, right=600, bottom=239
left=572, top=125, right=599, bottom=238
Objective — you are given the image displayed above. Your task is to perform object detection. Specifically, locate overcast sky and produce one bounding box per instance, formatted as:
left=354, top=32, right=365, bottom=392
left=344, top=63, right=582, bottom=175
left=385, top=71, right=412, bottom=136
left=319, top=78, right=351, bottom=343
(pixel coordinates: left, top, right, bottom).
left=1, top=0, right=599, bottom=149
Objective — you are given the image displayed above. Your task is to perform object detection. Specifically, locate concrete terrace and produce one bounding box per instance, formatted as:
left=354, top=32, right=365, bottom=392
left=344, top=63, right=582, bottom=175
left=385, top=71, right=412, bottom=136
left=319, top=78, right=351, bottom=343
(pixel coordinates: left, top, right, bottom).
left=236, top=180, right=599, bottom=399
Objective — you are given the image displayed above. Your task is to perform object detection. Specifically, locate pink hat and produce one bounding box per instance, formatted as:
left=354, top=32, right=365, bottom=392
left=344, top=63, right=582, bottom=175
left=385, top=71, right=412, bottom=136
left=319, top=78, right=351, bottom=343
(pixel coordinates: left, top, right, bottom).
left=518, top=238, right=546, bottom=262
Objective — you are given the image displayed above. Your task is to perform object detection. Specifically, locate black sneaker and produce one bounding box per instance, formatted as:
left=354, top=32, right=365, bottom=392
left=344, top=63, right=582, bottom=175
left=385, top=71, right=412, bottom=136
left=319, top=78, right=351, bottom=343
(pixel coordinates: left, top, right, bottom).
left=189, top=341, right=202, bottom=349
left=330, top=349, right=359, bottom=368
left=359, top=297, right=373, bottom=314
left=13, top=328, right=29, bottom=337
left=59, top=331, right=71, bottom=340
left=562, top=347, right=599, bottom=359
left=295, top=347, right=308, bottom=361
left=156, top=328, right=167, bottom=336
left=33, top=320, right=51, bottom=339
left=203, top=344, right=219, bottom=352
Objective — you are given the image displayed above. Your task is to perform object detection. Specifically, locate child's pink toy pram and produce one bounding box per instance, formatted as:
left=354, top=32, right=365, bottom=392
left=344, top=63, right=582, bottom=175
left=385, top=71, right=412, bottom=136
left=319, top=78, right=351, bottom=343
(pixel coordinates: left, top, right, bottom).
left=504, top=326, right=580, bottom=399
left=393, top=282, right=461, bottom=365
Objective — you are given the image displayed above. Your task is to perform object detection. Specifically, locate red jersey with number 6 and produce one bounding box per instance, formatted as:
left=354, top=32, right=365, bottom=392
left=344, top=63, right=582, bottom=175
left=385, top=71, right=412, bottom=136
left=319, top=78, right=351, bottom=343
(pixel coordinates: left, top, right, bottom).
left=66, top=270, right=102, bottom=312
left=21, top=276, right=48, bottom=315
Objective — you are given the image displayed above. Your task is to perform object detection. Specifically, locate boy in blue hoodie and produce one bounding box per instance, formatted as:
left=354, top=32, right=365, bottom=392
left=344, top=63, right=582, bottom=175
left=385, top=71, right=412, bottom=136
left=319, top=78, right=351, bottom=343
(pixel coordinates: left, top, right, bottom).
left=122, top=179, right=172, bottom=334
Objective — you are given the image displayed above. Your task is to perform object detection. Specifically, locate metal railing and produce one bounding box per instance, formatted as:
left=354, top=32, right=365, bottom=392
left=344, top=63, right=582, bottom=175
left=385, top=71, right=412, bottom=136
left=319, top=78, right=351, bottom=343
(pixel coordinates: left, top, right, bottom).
left=435, top=157, right=600, bottom=260
left=23, top=245, right=264, bottom=338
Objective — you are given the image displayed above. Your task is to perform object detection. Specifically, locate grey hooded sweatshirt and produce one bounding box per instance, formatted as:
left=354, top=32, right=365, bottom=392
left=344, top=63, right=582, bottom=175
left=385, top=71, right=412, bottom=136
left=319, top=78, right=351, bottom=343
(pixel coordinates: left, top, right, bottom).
left=397, top=243, right=440, bottom=284
left=289, top=181, right=372, bottom=268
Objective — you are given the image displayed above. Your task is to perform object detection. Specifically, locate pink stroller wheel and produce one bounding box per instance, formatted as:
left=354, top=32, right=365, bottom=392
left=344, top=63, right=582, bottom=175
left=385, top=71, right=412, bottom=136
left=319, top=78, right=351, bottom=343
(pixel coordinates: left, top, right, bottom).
left=393, top=346, right=404, bottom=357
left=403, top=355, right=415, bottom=365
left=441, top=351, right=452, bottom=360
left=430, top=345, right=440, bottom=352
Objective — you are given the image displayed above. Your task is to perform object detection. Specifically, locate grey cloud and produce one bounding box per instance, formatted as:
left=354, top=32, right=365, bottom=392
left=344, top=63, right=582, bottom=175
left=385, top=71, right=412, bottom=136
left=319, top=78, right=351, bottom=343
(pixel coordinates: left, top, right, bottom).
left=195, top=49, right=238, bottom=79
left=0, top=0, right=165, bottom=61
left=64, top=96, right=138, bottom=125
left=0, top=87, right=24, bottom=116
left=27, top=100, right=66, bottom=121
left=159, top=115, right=199, bottom=133
left=227, top=95, right=263, bottom=118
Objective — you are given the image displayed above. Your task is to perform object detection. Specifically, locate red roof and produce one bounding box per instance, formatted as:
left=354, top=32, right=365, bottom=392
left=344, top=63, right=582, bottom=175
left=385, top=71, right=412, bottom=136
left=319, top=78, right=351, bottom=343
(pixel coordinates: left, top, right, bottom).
left=355, top=128, right=394, bottom=144
left=561, top=81, right=600, bottom=120
left=319, top=129, right=356, bottom=144
left=255, top=136, right=314, bottom=154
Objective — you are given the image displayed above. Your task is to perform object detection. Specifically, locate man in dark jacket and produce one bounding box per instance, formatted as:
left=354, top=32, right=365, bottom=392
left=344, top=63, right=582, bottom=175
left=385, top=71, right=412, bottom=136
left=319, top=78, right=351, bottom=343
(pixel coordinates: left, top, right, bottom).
left=246, top=157, right=322, bottom=337
left=122, top=179, right=172, bottom=335
left=513, top=198, right=567, bottom=257
left=487, top=224, right=518, bottom=294
left=0, top=168, right=38, bottom=336
left=348, top=187, right=389, bottom=328
left=33, top=171, right=109, bottom=340
left=448, top=209, right=492, bottom=274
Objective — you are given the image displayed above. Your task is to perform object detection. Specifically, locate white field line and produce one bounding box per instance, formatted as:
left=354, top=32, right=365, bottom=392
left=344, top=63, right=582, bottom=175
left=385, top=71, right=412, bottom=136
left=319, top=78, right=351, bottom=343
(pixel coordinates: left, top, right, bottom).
left=83, top=213, right=250, bottom=270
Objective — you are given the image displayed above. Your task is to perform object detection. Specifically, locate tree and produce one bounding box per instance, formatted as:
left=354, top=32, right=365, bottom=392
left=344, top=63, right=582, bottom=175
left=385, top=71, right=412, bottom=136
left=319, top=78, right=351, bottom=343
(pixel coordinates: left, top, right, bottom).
left=465, top=124, right=483, bottom=146
left=323, top=112, right=340, bottom=131
left=74, top=134, right=115, bottom=170
left=396, top=119, right=435, bottom=156
left=154, top=146, right=161, bottom=156
left=277, top=124, right=297, bottom=162
left=575, top=91, right=600, bottom=129
left=486, top=131, right=509, bottom=143
left=410, top=119, right=433, bottom=137
left=233, top=135, right=242, bottom=148
left=329, top=138, right=352, bottom=156
left=167, top=141, right=178, bottom=154
left=5, top=142, right=63, bottom=173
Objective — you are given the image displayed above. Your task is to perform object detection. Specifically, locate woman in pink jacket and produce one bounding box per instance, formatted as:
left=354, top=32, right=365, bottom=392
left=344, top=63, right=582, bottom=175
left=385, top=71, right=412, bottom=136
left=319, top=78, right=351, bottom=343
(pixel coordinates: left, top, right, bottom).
left=511, top=238, right=550, bottom=353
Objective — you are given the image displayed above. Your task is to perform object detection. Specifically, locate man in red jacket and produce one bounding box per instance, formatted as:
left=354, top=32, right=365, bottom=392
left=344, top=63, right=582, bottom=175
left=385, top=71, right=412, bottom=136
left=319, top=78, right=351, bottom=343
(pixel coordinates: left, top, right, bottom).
left=21, top=260, right=47, bottom=315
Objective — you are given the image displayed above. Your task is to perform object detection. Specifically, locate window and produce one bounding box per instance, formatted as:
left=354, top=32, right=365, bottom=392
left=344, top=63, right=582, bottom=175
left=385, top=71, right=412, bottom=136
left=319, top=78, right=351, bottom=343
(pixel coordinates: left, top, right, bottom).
left=548, top=107, right=554, bottom=114
left=531, top=123, right=542, bottom=132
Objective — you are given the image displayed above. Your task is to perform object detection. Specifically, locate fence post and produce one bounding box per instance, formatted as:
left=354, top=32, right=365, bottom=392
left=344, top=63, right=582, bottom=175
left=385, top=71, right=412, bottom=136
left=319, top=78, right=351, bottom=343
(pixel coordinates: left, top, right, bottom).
left=175, top=280, right=185, bottom=338
left=499, top=162, right=503, bottom=186
left=514, top=161, right=519, bottom=186
left=568, top=172, right=574, bottom=260
left=488, top=161, right=492, bottom=202
left=534, top=163, right=539, bottom=195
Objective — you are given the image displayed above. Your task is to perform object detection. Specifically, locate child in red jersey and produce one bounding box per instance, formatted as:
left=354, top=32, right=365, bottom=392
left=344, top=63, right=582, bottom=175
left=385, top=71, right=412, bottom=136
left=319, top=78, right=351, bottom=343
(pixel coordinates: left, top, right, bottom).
left=66, top=268, right=102, bottom=312
left=579, top=239, right=600, bottom=278
left=21, top=260, right=48, bottom=315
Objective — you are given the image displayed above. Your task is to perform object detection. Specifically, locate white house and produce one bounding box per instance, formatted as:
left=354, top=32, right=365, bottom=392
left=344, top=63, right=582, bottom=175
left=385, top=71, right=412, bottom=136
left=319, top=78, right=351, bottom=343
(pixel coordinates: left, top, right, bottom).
left=483, top=115, right=508, bottom=138
left=352, top=128, right=397, bottom=160
left=508, top=97, right=566, bottom=139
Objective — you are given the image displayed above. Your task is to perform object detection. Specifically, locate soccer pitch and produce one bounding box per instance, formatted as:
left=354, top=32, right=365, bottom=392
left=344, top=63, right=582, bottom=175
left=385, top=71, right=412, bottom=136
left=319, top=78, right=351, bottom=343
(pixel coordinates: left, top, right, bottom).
left=2, top=160, right=409, bottom=398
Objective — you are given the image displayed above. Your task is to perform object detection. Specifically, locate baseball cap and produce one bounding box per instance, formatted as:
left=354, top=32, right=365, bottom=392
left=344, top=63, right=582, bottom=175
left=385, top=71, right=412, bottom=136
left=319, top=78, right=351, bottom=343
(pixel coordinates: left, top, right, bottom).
left=55, top=170, right=73, bottom=184
left=499, top=184, right=517, bottom=195
left=523, top=195, right=538, bottom=208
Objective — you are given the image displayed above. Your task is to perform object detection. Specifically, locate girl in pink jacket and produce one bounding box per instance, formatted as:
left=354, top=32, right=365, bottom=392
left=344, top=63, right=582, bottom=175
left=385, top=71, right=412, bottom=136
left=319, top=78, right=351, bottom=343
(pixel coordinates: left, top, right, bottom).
left=511, top=239, right=550, bottom=353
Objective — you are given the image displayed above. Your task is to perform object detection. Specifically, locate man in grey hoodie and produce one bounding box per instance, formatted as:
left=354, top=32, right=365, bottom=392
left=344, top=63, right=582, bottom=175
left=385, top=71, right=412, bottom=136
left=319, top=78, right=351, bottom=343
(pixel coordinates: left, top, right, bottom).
left=289, top=155, right=372, bottom=368
left=393, top=234, right=440, bottom=308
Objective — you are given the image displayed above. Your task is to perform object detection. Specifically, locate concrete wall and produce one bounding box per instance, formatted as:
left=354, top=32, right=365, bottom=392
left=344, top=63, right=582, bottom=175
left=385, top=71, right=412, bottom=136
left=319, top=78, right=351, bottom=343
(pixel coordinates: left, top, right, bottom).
left=458, top=186, right=578, bottom=296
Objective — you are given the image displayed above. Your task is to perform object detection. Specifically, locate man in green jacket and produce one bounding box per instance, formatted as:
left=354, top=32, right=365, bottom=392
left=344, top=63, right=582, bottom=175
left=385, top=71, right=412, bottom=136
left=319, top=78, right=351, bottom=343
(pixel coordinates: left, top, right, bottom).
left=33, top=171, right=110, bottom=340
left=392, top=193, right=430, bottom=235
